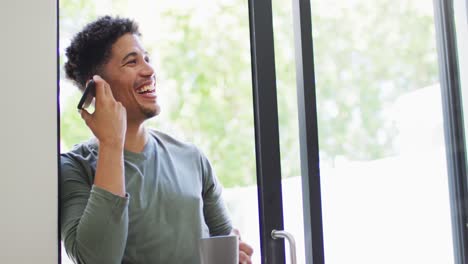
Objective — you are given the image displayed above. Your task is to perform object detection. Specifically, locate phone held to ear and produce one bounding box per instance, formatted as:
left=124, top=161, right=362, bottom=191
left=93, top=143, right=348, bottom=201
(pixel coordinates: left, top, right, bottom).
left=77, top=80, right=96, bottom=110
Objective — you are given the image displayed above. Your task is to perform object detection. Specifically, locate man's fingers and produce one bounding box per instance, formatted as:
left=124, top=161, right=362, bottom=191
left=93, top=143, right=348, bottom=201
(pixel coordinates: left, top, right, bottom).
left=102, top=80, right=113, bottom=98
left=80, top=109, right=93, bottom=127
left=232, top=228, right=253, bottom=263
left=92, top=75, right=114, bottom=100
left=239, top=251, right=252, bottom=264
left=239, top=241, right=254, bottom=256
left=92, top=75, right=104, bottom=99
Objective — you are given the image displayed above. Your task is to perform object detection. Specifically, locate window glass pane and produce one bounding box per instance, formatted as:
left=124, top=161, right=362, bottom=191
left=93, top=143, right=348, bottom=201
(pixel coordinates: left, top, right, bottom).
left=275, top=0, right=455, bottom=263
left=314, top=1, right=454, bottom=263
left=59, top=1, right=260, bottom=263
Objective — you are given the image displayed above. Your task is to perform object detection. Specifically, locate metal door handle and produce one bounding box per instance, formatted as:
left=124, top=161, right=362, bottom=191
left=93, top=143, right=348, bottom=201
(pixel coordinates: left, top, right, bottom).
left=271, top=230, right=297, bottom=264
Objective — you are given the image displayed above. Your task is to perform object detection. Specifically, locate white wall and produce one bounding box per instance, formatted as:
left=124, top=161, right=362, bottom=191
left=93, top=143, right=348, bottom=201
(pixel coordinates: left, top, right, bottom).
left=0, top=0, right=58, bottom=263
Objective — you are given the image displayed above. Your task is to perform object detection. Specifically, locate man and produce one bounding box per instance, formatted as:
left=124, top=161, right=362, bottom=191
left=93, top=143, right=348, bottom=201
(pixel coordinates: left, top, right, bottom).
left=61, top=16, right=253, bottom=264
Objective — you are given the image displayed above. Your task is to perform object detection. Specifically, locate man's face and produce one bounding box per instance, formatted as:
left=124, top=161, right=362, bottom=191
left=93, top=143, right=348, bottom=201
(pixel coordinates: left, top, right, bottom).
left=100, top=33, right=160, bottom=123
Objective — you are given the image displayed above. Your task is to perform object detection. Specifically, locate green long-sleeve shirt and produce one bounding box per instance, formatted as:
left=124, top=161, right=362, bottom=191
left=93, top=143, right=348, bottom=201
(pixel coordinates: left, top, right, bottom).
left=60, top=130, right=232, bottom=264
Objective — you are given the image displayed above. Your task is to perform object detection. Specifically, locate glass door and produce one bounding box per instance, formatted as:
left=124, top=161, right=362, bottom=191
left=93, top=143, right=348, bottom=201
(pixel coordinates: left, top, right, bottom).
left=270, top=0, right=460, bottom=263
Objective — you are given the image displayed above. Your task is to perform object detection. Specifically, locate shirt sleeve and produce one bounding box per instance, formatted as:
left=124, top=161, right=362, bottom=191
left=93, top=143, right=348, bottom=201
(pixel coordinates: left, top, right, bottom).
left=60, top=155, right=130, bottom=264
left=200, top=151, right=233, bottom=236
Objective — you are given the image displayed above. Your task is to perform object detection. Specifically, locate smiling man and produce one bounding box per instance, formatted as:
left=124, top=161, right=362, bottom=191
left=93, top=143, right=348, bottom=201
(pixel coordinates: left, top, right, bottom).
left=60, top=16, right=253, bottom=264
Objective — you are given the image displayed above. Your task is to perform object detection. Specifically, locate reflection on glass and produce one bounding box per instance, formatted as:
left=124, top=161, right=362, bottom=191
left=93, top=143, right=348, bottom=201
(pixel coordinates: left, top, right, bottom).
left=59, top=0, right=259, bottom=263
left=276, top=0, right=454, bottom=263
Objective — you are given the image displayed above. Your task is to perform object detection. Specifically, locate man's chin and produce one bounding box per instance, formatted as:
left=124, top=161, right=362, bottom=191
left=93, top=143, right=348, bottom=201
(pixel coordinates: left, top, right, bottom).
left=141, top=105, right=160, bottom=119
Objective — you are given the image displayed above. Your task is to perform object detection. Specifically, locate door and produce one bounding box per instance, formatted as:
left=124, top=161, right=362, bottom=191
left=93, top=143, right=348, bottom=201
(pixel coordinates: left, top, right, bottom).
left=257, top=0, right=464, bottom=263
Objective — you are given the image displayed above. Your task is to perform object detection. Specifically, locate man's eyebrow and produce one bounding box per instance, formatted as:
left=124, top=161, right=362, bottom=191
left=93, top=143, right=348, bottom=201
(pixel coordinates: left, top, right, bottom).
left=121, top=51, right=150, bottom=64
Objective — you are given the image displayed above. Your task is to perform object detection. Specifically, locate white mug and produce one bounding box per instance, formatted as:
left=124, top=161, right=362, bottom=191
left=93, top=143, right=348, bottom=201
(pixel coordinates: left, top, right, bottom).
left=199, top=235, right=239, bottom=264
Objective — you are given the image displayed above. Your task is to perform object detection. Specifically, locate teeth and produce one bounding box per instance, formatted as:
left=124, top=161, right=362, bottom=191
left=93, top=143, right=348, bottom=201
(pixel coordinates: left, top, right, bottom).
left=136, top=85, right=154, bottom=93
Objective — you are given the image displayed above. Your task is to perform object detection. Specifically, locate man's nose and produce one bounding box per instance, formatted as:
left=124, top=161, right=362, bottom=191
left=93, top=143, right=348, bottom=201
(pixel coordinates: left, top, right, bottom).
left=141, top=60, right=155, bottom=77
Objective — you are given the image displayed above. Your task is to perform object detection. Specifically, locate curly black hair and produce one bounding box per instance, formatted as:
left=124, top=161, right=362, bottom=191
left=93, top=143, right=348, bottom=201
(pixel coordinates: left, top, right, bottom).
left=64, top=16, right=141, bottom=91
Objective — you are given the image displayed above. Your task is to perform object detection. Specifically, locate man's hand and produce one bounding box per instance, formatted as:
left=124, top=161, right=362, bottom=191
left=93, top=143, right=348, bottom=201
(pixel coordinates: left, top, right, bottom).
left=232, top=228, right=254, bottom=264
left=80, top=75, right=127, bottom=147
left=80, top=75, right=127, bottom=196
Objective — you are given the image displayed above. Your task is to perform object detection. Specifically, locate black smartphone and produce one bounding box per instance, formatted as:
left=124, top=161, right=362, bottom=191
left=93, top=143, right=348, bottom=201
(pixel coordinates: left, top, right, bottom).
left=77, top=80, right=96, bottom=110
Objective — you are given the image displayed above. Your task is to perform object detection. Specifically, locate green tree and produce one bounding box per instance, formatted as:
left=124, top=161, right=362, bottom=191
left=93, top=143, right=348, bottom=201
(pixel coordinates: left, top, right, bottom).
left=311, top=0, right=438, bottom=162
left=60, top=0, right=439, bottom=186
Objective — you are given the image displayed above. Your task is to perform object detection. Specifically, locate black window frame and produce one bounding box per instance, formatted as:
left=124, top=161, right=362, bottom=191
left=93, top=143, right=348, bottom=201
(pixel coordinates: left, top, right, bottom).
left=434, top=0, right=468, bottom=263
left=248, top=0, right=324, bottom=263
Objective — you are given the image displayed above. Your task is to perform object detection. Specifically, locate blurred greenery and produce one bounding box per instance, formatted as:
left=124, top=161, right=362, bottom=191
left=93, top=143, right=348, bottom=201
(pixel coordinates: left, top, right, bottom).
left=60, top=0, right=438, bottom=187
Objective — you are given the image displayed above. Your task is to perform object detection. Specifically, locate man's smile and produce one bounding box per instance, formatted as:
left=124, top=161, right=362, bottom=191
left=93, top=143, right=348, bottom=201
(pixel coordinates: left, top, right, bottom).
left=134, top=80, right=157, bottom=99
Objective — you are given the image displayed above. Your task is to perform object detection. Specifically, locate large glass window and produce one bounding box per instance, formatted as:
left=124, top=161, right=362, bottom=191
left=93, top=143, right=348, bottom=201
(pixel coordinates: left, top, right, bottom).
left=59, top=0, right=259, bottom=263
left=274, top=0, right=455, bottom=262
